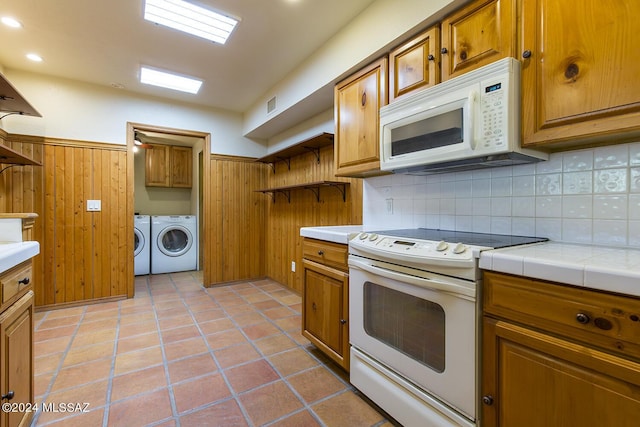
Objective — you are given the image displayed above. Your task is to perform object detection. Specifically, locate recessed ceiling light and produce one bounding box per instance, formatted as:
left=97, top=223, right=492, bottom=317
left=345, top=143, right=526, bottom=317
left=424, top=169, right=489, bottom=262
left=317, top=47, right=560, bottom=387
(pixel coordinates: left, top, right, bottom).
left=144, top=0, right=238, bottom=45
left=140, top=66, right=202, bottom=94
left=26, top=53, right=43, bottom=62
left=1, top=16, right=22, bottom=28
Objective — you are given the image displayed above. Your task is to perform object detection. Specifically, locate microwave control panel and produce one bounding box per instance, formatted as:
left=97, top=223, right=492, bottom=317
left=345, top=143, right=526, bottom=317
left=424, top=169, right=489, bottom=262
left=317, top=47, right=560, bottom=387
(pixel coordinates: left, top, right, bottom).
left=479, top=79, right=507, bottom=149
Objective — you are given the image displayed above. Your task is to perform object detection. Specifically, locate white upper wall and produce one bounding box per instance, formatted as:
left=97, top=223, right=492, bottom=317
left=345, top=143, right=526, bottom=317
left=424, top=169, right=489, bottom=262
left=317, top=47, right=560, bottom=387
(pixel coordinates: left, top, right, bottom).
left=0, top=69, right=265, bottom=157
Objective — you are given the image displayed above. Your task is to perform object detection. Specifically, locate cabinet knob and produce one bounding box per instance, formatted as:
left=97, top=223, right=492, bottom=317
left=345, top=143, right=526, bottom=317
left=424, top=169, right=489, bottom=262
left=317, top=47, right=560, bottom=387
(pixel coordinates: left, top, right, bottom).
left=18, top=277, right=30, bottom=285
left=318, top=250, right=324, bottom=256
left=522, top=50, right=532, bottom=59
left=576, top=313, right=591, bottom=324
left=340, top=319, right=347, bottom=325
left=441, top=47, right=448, bottom=54
left=427, top=54, right=435, bottom=61
left=1, top=391, right=14, bottom=401
left=482, top=395, right=494, bottom=406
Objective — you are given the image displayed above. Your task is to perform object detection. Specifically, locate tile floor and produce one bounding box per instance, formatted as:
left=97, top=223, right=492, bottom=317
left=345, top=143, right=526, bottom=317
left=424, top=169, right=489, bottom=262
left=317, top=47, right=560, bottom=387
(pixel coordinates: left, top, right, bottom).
left=32, top=272, right=394, bottom=427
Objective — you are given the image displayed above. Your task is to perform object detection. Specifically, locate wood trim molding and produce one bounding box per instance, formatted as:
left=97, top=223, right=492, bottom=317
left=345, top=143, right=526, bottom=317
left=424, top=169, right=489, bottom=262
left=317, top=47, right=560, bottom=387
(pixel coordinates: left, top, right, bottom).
left=7, top=134, right=126, bottom=151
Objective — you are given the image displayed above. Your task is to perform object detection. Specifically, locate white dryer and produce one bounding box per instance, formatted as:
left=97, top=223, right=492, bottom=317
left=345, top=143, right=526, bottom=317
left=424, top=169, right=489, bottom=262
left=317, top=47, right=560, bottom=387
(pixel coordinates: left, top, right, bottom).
left=151, top=215, right=197, bottom=274
left=134, top=215, right=151, bottom=275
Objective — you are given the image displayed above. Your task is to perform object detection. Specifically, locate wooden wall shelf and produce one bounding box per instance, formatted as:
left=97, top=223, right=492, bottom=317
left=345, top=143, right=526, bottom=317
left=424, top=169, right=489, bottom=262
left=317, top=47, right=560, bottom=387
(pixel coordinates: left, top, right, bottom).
left=256, top=133, right=334, bottom=173
left=256, top=181, right=349, bottom=203
left=0, top=144, right=42, bottom=167
left=0, top=73, right=41, bottom=118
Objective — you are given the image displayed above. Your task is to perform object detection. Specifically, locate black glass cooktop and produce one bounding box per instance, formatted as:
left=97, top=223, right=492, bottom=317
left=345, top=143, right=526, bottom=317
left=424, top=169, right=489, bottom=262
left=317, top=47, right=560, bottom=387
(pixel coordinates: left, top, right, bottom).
left=372, top=228, right=548, bottom=249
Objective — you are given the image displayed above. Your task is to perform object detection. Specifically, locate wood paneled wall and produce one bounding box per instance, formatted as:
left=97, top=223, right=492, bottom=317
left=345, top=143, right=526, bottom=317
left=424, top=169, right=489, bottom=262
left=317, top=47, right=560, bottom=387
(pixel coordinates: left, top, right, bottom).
left=264, top=145, right=362, bottom=293
left=204, top=155, right=267, bottom=286
left=1, top=135, right=132, bottom=308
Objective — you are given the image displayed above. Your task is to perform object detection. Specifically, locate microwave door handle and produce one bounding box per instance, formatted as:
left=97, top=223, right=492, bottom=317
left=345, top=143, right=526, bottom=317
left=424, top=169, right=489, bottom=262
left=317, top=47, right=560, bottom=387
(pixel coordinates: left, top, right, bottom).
left=468, top=90, right=478, bottom=150
left=349, top=258, right=475, bottom=299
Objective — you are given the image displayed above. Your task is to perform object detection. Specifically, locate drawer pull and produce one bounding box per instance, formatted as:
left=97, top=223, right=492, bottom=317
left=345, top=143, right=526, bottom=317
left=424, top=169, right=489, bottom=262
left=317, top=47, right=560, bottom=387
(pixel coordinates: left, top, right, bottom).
left=594, top=317, right=613, bottom=330
left=1, top=391, right=14, bottom=401
left=318, top=250, right=324, bottom=256
left=576, top=313, right=591, bottom=325
left=18, top=277, right=30, bottom=285
left=482, top=395, right=494, bottom=406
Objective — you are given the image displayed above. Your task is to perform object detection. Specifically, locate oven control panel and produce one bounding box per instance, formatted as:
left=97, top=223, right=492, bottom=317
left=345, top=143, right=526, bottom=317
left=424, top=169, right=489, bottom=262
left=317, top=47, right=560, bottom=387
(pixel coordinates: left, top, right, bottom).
left=352, top=232, right=475, bottom=263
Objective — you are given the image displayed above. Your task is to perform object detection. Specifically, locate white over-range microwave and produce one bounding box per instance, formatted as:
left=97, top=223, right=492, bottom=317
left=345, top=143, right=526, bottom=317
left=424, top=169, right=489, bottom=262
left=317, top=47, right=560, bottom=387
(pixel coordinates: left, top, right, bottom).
left=380, top=57, right=548, bottom=174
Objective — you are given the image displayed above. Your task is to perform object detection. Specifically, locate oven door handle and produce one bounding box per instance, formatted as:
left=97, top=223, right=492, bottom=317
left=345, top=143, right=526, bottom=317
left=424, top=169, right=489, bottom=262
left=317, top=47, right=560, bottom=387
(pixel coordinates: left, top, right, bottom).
left=349, top=258, right=475, bottom=299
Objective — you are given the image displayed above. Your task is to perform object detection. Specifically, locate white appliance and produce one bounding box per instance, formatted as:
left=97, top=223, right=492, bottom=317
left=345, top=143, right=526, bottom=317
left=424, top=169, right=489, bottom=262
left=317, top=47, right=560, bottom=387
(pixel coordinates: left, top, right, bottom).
left=134, top=215, right=151, bottom=276
left=151, top=215, right=197, bottom=274
left=348, top=229, right=547, bottom=427
left=380, top=57, right=548, bottom=175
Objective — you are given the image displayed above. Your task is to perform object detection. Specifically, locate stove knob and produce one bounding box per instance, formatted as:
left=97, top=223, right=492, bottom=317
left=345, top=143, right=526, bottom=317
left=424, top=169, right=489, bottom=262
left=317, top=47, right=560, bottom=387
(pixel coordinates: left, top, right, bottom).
left=359, top=233, right=369, bottom=240
left=435, top=241, right=449, bottom=252
left=369, top=233, right=378, bottom=242
left=453, top=242, right=467, bottom=254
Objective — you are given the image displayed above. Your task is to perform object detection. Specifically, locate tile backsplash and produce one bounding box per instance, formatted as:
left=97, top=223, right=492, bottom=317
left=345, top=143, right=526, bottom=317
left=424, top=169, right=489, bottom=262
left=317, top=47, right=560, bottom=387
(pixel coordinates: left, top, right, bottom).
left=363, top=142, right=640, bottom=248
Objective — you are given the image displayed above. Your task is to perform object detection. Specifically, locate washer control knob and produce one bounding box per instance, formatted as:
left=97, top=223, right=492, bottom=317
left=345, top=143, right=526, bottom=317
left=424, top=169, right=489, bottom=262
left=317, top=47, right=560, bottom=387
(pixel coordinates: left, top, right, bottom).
left=369, top=233, right=379, bottom=242
left=453, top=243, right=467, bottom=254
left=359, top=233, right=369, bottom=240
left=435, top=241, right=449, bottom=252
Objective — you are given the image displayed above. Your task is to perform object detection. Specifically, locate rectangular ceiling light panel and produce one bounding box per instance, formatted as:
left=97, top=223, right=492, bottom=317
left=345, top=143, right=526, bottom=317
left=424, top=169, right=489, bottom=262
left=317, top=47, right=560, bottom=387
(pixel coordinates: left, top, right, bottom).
left=140, top=67, right=203, bottom=94
left=144, top=0, right=238, bottom=44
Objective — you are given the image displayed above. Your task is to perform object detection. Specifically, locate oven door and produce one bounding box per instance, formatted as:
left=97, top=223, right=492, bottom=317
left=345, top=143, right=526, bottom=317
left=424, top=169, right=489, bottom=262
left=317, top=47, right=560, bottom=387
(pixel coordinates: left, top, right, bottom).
left=349, top=257, right=477, bottom=421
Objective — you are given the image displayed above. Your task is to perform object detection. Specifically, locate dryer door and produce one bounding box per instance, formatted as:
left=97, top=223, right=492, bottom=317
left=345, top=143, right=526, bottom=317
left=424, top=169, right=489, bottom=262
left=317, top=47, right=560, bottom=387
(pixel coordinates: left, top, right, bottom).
left=134, top=228, right=144, bottom=257
left=157, top=225, right=193, bottom=257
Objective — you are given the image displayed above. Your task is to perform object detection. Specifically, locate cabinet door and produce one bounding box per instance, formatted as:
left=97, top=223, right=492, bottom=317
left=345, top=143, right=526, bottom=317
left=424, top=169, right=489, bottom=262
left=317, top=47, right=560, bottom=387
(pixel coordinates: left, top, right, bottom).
left=389, top=26, right=440, bottom=102
left=170, top=146, right=192, bottom=188
left=441, top=0, right=515, bottom=81
left=144, top=144, right=170, bottom=187
left=302, top=259, right=349, bottom=370
left=334, top=57, right=388, bottom=178
left=0, top=291, right=34, bottom=427
left=482, top=317, right=640, bottom=427
left=521, top=0, right=640, bottom=147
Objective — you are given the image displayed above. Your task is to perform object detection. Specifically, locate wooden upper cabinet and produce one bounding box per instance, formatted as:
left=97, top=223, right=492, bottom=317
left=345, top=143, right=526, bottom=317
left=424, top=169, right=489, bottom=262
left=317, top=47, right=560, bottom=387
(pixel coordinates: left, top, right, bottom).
left=441, top=0, right=516, bottom=81
left=520, top=0, right=640, bottom=148
left=334, top=57, right=388, bottom=178
left=145, top=144, right=192, bottom=188
left=389, top=26, right=440, bottom=102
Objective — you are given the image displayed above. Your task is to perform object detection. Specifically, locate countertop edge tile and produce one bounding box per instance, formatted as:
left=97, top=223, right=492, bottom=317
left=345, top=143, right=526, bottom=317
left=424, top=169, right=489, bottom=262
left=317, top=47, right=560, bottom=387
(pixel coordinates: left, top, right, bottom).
left=300, top=225, right=364, bottom=245
left=0, top=241, right=40, bottom=273
left=584, top=266, right=640, bottom=298
left=490, top=252, right=524, bottom=276
left=522, top=258, right=585, bottom=287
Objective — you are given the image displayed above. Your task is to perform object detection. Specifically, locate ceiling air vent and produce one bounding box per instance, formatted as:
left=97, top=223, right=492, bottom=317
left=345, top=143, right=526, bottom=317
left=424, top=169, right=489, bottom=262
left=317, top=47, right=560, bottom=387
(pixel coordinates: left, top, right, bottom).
left=267, top=96, right=276, bottom=114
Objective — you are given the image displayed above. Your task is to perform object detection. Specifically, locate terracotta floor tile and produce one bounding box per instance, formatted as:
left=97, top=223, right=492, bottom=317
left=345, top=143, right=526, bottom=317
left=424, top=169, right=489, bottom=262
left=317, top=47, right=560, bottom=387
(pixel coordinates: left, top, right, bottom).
left=119, top=303, right=153, bottom=316
left=179, top=399, right=248, bottom=427
left=34, top=371, right=56, bottom=398
left=37, top=315, right=83, bottom=330
left=163, top=336, right=208, bottom=361
left=36, top=379, right=109, bottom=425
left=242, top=293, right=273, bottom=303
left=158, top=314, right=194, bottom=331
left=49, top=358, right=113, bottom=393
left=117, top=319, right=158, bottom=339
left=107, top=388, right=173, bottom=427
left=274, top=315, right=301, bottom=332
left=111, top=365, right=167, bottom=402
left=113, top=346, right=163, bottom=375
left=70, top=328, right=117, bottom=347
left=288, top=303, right=302, bottom=314
left=253, top=334, right=298, bottom=356
left=34, top=326, right=77, bottom=342
left=225, top=359, right=279, bottom=393
left=35, top=352, right=64, bottom=375
left=312, top=391, right=385, bottom=427
left=34, top=336, right=72, bottom=356
left=268, top=348, right=319, bottom=377
left=214, top=343, right=261, bottom=369
left=206, top=329, right=248, bottom=350
left=116, top=331, right=161, bottom=354
left=40, top=408, right=104, bottom=427
left=172, top=373, right=231, bottom=413
left=41, top=306, right=85, bottom=319
left=242, top=322, right=280, bottom=340
left=156, top=306, right=190, bottom=319
left=270, top=410, right=321, bottom=427
left=119, top=311, right=156, bottom=325
left=82, top=307, right=119, bottom=322
left=263, top=306, right=297, bottom=320
left=168, top=353, right=217, bottom=384
left=238, top=381, right=303, bottom=426
left=251, top=299, right=282, bottom=311
left=62, top=341, right=115, bottom=367
left=192, top=308, right=226, bottom=323
left=287, top=366, right=347, bottom=404
left=160, top=324, right=201, bottom=344
left=85, top=300, right=120, bottom=312
left=231, top=311, right=265, bottom=326
left=76, top=317, right=118, bottom=334
left=199, top=318, right=235, bottom=335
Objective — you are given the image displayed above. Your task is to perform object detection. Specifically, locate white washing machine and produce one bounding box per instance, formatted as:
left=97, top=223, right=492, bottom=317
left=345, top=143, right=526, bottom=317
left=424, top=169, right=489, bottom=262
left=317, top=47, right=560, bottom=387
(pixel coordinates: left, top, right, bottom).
left=134, top=215, right=151, bottom=276
left=151, top=215, right=197, bottom=274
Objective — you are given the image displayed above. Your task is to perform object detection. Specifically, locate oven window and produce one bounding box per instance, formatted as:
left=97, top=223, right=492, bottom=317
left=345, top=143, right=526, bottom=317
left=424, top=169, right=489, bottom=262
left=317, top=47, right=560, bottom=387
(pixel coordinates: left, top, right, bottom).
left=390, top=108, right=463, bottom=156
left=363, top=282, right=445, bottom=373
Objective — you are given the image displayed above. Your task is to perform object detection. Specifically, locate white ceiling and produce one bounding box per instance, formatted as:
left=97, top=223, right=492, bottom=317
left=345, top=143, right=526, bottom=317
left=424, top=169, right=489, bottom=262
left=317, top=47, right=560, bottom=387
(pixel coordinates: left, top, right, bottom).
left=0, top=0, right=378, bottom=117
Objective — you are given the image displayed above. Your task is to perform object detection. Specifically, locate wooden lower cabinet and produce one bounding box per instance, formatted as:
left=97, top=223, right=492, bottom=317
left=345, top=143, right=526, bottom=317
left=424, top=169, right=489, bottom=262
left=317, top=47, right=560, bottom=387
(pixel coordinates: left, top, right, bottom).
left=482, top=271, right=640, bottom=426
left=0, top=291, right=34, bottom=427
left=302, top=238, right=349, bottom=371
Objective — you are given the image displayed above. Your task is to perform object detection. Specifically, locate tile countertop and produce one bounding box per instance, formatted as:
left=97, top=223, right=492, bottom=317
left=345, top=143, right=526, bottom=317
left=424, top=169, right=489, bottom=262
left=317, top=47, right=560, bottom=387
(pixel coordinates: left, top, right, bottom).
left=300, top=225, right=364, bottom=245
left=480, top=242, right=640, bottom=298
left=0, top=241, right=40, bottom=273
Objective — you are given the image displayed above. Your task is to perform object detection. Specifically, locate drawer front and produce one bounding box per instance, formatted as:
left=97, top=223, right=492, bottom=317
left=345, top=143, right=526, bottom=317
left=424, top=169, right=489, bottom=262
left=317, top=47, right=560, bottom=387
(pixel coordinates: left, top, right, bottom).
left=302, top=239, right=348, bottom=271
left=484, top=271, right=640, bottom=359
left=1, top=261, right=33, bottom=304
